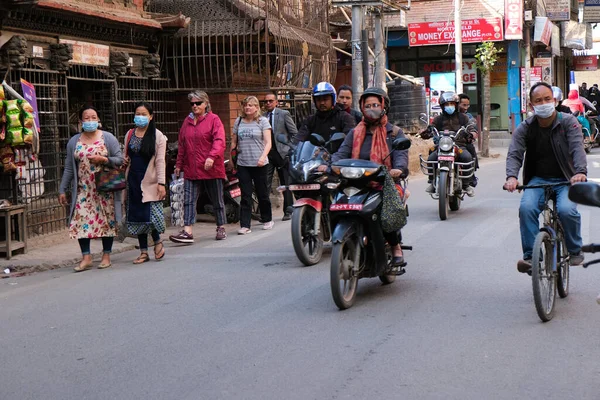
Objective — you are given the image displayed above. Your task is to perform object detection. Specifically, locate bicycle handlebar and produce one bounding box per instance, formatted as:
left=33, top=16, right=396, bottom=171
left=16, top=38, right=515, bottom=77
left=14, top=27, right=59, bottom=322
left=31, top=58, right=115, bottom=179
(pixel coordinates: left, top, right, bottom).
left=582, top=243, right=600, bottom=253
left=502, top=182, right=570, bottom=191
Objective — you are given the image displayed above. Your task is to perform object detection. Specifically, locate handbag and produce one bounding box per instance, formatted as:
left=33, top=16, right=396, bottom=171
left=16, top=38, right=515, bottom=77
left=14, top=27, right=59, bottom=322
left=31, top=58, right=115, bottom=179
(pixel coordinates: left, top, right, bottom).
left=95, top=130, right=131, bottom=192
left=380, top=170, right=408, bottom=233
left=95, top=166, right=126, bottom=192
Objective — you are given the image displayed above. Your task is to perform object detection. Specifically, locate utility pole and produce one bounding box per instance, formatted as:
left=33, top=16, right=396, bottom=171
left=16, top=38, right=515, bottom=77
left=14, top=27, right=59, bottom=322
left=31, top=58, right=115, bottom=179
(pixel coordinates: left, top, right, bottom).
left=351, top=5, right=363, bottom=109
left=454, top=0, right=463, bottom=94
left=361, top=29, right=370, bottom=88
left=374, top=12, right=386, bottom=90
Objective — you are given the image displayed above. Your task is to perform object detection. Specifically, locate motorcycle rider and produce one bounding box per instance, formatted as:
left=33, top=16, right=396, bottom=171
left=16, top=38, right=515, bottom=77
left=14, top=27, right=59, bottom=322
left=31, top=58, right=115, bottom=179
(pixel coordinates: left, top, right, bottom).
left=552, top=86, right=572, bottom=114
left=319, top=87, right=408, bottom=266
left=458, top=93, right=479, bottom=176
left=296, top=81, right=356, bottom=142
left=424, top=92, right=475, bottom=196
left=337, top=84, right=363, bottom=125
left=504, top=82, right=587, bottom=273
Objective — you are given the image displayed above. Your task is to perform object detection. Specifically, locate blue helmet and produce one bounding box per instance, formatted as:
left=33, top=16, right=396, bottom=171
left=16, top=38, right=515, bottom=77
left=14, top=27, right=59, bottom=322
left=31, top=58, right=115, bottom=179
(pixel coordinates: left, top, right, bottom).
left=312, top=81, right=336, bottom=104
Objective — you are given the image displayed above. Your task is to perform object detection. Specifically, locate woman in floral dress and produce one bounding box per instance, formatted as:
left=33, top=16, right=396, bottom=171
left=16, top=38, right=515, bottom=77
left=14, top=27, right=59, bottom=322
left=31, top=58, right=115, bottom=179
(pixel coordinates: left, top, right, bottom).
left=59, top=106, right=124, bottom=272
left=124, top=102, right=167, bottom=264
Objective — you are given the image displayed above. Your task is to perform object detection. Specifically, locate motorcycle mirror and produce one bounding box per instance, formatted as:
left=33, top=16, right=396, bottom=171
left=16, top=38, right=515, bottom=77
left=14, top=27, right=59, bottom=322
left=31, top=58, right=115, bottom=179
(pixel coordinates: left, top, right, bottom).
left=309, top=133, right=326, bottom=147
left=569, top=182, right=600, bottom=207
left=419, top=113, right=428, bottom=124
left=329, top=132, right=346, bottom=143
left=392, top=137, right=411, bottom=151
left=276, top=133, right=289, bottom=145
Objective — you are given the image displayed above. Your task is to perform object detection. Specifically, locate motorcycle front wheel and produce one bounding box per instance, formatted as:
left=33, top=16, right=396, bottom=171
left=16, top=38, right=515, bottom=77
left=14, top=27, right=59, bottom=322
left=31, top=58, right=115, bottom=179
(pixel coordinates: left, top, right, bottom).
left=330, top=236, right=359, bottom=310
left=291, top=206, right=324, bottom=266
left=438, top=170, right=449, bottom=220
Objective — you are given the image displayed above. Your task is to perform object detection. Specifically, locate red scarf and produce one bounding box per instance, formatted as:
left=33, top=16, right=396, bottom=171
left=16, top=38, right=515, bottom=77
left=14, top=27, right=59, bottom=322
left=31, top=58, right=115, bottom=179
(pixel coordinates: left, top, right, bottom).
left=351, top=106, right=391, bottom=169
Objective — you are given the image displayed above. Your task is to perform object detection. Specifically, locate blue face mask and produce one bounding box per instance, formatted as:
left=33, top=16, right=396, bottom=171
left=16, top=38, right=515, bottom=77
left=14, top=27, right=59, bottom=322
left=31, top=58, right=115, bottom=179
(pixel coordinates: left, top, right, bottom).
left=444, top=106, right=456, bottom=115
left=82, top=121, right=99, bottom=132
left=134, top=115, right=150, bottom=128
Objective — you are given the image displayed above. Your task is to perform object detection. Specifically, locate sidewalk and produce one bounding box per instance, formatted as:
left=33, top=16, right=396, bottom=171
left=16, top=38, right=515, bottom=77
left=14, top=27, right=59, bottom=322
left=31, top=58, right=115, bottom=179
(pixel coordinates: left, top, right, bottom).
left=0, top=213, right=274, bottom=276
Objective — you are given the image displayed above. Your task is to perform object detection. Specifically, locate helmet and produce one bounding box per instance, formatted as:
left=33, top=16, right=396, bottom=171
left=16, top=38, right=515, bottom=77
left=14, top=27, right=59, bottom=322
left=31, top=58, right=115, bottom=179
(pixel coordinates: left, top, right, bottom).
left=312, top=82, right=336, bottom=104
left=552, top=86, right=563, bottom=102
left=439, top=91, right=459, bottom=108
left=359, top=87, right=390, bottom=116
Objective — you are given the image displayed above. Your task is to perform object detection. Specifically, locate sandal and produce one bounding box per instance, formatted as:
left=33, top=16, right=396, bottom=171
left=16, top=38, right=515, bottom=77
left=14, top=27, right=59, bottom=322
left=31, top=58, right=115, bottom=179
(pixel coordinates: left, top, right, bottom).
left=154, top=241, right=165, bottom=261
left=133, top=253, right=150, bottom=264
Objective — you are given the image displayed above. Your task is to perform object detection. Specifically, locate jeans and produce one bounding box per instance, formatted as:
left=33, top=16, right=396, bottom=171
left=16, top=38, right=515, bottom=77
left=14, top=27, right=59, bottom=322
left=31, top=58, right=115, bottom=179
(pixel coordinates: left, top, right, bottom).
left=237, top=165, right=272, bottom=228
left=138, top=230, right=161, bottom=251
left=519, top=176, right=583, bottom=259
left=427, top=147, right=474, bottom=187
left=267, top=163, right=293, bottom=213
left=78, top=237, right=113, bottom=256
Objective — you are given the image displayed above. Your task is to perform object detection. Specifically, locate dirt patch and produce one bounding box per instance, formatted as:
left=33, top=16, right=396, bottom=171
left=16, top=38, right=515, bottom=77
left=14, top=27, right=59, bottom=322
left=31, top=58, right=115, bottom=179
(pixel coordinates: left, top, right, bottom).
left=408, top=136, right=434, bottom=176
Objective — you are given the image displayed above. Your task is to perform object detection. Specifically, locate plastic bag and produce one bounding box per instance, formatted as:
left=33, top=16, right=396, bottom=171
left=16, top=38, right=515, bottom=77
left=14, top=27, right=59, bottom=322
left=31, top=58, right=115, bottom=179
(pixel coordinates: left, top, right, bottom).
left=169, top=173, right=185, bottom=227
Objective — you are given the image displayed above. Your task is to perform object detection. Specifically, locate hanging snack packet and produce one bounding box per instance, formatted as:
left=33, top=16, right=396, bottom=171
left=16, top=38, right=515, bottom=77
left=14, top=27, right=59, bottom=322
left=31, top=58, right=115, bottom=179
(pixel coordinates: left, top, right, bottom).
left=8, top=127, right=24, bottom=146
left=23, top=128, right=34, bottom=144
left=15, top=165, right=27, bottom=180
left=4, top=99, right=20, bottom=114
left=21, top=112, right=34, bottom=128
left=0, top=124, right=5, bottom=142
left=0, top=146, right=16, bottom=172
left=6, top=113, right=22, bottom=129
left=0, top=85, right=4, bottom=100
left=18, top=100, right=34, bottom=113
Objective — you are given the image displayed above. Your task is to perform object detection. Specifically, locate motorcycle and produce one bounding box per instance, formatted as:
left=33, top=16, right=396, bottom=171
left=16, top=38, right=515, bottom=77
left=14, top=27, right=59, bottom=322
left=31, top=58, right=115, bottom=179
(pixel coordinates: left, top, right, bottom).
left=277, top=132, right=345, bottom=266
left=577, top=111, right=599, bottom=154
left=327, top=137, right=413, bottom=310
left=166, top=141, right=243, bottom=223
left=419, top=124, right=476, bottom=221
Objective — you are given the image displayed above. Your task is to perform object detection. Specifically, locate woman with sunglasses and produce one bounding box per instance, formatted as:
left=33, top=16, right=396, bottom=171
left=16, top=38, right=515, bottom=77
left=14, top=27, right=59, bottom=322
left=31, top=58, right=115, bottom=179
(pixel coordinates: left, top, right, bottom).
left=170, top=90, right=227, bottom=243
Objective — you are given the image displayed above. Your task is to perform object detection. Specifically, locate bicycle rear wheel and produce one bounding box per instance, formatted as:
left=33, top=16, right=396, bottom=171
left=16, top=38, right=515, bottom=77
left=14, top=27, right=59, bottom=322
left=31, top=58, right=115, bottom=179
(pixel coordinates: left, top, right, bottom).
left=531, top=231, right=557, bottom=322
left=556, top=224, right=570, bottom=298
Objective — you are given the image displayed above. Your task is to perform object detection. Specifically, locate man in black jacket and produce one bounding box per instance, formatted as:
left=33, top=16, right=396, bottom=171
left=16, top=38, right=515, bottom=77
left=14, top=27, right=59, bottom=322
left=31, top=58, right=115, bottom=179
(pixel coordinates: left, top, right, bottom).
left=504, top=82, right=587, bottom=273
left=296, top=82, right=356, bottom=142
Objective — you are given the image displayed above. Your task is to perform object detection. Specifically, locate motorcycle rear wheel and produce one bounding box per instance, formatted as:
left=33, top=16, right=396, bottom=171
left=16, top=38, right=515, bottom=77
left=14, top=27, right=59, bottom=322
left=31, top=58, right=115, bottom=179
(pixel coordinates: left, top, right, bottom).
left=250, top=191, right=261, bottom=221
left=291, top=206, right=324, bottom=266
left=438, top=170, right=449, bottom=220
left=225, top=203, right=240, bottom=224
left=330, top=236, right=359, bottom=310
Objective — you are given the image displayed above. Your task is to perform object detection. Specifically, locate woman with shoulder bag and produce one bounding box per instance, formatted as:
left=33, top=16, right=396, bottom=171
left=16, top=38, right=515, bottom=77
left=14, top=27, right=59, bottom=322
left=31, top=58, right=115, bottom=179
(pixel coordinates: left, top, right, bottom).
left=231, top=96, right=273, bottom=234
left=124, top=102, right=167, bottom=264
left=59, top=106, right=124, bottom=272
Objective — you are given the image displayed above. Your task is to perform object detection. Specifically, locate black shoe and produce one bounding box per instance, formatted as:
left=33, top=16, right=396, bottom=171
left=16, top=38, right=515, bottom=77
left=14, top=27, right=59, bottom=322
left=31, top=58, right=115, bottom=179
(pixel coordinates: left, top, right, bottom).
left=517, top=259, right=532, bottom=274
left=282, top=212, right=292, bottom=221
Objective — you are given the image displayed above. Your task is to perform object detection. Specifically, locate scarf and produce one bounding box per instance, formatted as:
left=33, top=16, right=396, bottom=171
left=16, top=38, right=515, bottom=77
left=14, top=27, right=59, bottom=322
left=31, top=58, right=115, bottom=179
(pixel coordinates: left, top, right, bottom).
left=351, top=100, right=391, bottom=169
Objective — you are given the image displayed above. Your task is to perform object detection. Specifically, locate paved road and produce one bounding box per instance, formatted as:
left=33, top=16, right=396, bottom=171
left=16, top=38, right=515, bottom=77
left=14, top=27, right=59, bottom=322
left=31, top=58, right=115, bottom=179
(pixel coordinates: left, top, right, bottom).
left=2, top=153, right=600, bottom=400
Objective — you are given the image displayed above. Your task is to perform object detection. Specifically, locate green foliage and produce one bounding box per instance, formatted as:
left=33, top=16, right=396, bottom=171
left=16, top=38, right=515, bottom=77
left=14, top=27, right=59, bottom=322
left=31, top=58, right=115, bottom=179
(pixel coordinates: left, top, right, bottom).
left=475, top=42, right=503, bottom=74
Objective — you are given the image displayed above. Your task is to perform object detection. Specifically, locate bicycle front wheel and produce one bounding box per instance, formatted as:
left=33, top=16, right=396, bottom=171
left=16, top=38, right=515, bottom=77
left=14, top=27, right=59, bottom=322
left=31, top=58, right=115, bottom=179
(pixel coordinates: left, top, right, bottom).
left=531, top=231, right=557, bottom=322
left=556, top=224, right=570, bottom=299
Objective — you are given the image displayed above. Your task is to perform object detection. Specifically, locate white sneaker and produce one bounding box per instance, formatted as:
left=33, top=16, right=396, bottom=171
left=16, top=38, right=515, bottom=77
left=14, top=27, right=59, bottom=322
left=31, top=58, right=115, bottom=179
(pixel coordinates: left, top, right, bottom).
left=263, top=221, right=274, bottom=230
left=237, top=227, right=252, bottom=235
left=464, top=186, right=475, bottom=197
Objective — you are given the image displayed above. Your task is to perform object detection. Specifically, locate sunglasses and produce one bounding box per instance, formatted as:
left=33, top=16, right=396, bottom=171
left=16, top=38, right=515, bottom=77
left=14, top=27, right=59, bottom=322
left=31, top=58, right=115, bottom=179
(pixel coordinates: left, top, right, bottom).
left=190, top=101, right=204, bottom=106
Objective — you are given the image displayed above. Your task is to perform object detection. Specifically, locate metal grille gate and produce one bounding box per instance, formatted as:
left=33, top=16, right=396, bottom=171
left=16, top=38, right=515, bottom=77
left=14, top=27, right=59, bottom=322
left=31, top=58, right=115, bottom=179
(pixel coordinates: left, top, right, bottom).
left=4, top=68, right=70, bottom=237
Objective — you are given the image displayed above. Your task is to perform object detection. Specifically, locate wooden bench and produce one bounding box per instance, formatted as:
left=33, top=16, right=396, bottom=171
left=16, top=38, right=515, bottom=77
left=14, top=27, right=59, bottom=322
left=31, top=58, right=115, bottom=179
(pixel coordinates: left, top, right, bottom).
left=0, top=205, right=27, bottom=260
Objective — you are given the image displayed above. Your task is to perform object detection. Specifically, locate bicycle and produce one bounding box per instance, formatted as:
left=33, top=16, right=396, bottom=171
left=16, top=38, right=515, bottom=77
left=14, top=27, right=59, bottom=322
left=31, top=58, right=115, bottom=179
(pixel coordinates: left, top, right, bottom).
left=509, top=182, right=571, bottom=322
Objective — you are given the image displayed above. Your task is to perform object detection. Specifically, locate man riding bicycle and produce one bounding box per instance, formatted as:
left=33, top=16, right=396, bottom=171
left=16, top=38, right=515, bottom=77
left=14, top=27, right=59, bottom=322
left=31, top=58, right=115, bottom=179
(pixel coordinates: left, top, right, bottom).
left=504, top=82, right=588, bottom=273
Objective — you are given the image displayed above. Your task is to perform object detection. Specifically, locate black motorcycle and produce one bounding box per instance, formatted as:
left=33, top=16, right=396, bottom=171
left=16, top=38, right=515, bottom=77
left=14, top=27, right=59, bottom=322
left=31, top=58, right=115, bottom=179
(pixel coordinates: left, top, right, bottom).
left=327, top=137, right=412, bottom=309
left=277, top=132, right=345, bottom=266
left=419, top=124, right=476, bottom=220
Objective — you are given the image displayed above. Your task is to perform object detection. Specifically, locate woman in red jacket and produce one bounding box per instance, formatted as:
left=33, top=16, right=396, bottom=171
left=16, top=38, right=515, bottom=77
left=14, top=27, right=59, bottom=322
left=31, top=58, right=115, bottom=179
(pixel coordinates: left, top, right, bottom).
left=170, top=91, right=227, bottom=243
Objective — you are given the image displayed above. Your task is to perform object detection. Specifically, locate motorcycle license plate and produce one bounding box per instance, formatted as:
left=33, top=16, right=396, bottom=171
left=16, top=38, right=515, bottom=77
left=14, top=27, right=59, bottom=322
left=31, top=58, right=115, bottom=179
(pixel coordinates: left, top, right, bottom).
left=438, top=156, right=454, bottom=161
left=289, top=184, right=320, bottom=191
left=229, top=188, right=241, bottom=198
left=330, top=204, right=363, bottom=211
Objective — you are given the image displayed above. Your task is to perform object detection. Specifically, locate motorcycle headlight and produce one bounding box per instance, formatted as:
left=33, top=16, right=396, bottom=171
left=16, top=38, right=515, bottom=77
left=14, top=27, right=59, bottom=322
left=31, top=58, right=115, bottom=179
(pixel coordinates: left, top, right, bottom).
left=439, top=136, right=454, bottom=152
left=338, top=167, right=379, bottom=179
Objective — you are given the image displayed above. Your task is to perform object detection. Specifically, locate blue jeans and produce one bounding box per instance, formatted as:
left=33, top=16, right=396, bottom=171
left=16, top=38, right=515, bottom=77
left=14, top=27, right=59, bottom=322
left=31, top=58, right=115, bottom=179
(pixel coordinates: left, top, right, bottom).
left=519, top=176, right=582, bottom=259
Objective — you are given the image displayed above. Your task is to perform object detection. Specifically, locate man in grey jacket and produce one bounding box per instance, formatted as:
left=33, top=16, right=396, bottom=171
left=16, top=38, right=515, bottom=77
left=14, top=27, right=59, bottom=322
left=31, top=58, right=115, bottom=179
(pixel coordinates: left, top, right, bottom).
left=504, top=82, right=588, bottom=273
left=264, top=92, right=298, bottom=220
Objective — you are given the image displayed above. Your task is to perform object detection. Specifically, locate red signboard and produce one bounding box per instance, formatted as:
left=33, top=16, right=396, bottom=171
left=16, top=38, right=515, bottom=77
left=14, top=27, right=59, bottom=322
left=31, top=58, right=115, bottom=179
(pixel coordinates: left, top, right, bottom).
left=505, top=0, right=524, bottom=40
left=408, top=18, right=504, bottom=46
left=573, top=55, right=598, bottom=71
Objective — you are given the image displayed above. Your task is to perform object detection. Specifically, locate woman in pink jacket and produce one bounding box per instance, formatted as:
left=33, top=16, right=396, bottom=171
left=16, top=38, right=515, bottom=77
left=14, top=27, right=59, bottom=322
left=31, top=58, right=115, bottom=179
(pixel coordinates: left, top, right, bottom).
left=124, top=102, right=168, bottom=264
left=170, top=91, right=227, bottom=243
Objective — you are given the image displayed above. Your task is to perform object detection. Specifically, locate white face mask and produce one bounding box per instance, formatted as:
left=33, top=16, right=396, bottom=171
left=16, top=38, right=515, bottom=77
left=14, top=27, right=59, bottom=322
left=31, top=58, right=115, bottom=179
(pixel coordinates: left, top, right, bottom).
left=533, top=103, right=555, bottom=118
